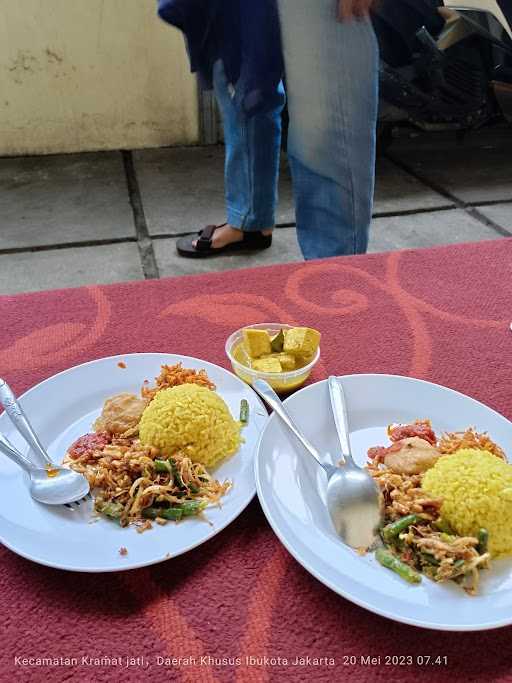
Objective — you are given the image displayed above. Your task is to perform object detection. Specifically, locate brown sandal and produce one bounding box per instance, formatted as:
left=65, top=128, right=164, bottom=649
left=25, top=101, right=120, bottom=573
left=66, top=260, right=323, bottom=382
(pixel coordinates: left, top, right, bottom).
left=176, top=224, right=272, bottom=258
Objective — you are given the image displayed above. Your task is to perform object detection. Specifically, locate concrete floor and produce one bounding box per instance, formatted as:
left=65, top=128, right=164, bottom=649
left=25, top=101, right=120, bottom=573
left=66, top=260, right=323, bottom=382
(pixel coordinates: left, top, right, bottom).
left=1, top=127, right=511, bottom=295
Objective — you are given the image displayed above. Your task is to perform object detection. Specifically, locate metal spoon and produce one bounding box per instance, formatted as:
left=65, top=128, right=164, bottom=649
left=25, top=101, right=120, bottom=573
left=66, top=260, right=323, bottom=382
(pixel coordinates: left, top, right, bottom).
left=252, top=378, right=382, bottom=550
left=0, top=378, right=90, bottom=506
left=327, top=376, right=383, bottom=548
left=0, top=432, right=90, bottom=505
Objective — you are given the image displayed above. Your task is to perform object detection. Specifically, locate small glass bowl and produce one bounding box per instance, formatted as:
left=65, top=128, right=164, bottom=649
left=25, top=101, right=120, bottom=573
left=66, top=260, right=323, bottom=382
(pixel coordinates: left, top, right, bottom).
left=225, top=323, right=320, bottom=394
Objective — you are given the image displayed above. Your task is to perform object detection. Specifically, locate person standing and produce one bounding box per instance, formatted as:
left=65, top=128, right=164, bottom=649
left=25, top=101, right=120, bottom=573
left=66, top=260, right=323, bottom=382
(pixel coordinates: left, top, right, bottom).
left=159, top=0, right=378, bottom=260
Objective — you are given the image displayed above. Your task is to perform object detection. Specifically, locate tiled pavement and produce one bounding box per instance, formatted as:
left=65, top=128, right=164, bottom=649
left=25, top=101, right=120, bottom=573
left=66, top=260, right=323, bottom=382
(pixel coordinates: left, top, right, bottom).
left=1, top=127, right=511, bottom=295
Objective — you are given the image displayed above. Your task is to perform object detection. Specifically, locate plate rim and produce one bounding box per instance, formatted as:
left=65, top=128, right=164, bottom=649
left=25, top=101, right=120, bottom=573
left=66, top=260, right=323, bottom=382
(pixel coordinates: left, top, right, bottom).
left=254, top=372, right=512, bottom=631
left=0, top=352, right=268, bottom=572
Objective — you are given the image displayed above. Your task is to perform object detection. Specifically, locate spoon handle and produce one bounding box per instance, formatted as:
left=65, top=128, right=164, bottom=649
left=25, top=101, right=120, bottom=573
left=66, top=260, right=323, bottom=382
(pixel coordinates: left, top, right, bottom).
left=0, top=433, right=34, bottom=472
left=328, top=376, right=354, bottom=466
left=0, top=379, right=52, bottom=468
left=252, top=379, right=328, bottom=472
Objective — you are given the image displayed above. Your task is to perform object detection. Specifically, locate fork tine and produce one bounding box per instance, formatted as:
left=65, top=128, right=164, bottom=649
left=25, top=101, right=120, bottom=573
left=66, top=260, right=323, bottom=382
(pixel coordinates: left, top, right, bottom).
left=64, top=492, right=92, bottom=509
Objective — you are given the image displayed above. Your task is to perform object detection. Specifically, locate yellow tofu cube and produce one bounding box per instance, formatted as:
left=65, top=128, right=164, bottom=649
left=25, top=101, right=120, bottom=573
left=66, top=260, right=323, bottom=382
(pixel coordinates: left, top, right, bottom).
left=297, top=354, right=314, bottom=366
left=252, top=357, right=283, bottom=373
left=274, top=353, right=296, bottom=371
left=242, top=328, right=271, bottom=358
left=283, top=327, right=321, bottom=357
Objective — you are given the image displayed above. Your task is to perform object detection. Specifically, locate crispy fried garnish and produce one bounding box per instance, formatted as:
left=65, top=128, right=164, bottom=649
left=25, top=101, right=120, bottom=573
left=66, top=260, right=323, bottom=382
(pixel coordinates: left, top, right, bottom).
left=438, top=427, right=506, bottom=460
left=135, top=520, right=153, bottom=534
left=141, top=362, right=215, bottom=400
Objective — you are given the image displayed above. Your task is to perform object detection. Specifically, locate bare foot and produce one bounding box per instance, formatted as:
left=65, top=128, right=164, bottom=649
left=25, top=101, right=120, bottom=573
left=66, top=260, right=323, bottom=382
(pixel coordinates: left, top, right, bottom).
left=193, top=224, right=273, bottom=250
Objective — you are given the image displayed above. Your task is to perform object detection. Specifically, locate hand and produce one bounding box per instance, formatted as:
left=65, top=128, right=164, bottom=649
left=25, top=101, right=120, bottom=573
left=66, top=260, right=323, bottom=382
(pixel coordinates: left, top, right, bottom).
left=338, top=0, right=374, bottom=22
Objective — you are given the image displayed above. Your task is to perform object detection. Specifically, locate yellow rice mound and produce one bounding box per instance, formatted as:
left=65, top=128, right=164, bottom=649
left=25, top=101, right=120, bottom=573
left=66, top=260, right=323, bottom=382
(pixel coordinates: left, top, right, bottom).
left=139, top=384, right=241, bottom=468
left=422, top=449, right=512, bottom=557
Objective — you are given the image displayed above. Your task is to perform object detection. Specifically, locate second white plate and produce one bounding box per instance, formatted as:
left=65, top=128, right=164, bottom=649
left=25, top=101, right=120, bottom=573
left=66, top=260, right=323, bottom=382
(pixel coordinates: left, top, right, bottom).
left=255, top=374, right=512, bottom=631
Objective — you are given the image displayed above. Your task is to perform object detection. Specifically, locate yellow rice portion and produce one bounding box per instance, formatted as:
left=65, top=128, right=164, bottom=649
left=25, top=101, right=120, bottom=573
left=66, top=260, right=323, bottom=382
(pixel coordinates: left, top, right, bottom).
left=139, top=384, right=241, bottom=468
left=422, top=449, right=512, bottom=557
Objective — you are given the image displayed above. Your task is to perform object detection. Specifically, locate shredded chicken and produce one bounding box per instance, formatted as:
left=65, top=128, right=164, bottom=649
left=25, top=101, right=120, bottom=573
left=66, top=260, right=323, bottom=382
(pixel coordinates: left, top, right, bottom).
left=367, top=464, right=443, bottom=520
left=402, top=526, right=491, bottom=594
left=64, top=437, right=230, bottom=529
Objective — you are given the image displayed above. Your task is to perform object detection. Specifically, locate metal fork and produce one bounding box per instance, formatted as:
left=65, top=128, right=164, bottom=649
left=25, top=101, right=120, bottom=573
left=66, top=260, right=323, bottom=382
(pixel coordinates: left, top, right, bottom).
left=0, top=379, right=91, bottom=509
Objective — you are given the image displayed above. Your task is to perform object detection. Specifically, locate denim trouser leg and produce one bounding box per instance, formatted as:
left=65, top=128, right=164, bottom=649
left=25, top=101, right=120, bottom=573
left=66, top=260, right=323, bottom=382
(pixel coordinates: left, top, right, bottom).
left=276, top=0, right=379, bottom=259
left=213, top=60, right=285, bottom=231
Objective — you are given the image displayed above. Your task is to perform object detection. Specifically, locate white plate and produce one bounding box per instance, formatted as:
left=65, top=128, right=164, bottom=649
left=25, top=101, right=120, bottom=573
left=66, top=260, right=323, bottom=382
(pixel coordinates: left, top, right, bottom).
left=0, top=353, right=268, bottom=572
left=255, top=374, right=512, bottom=631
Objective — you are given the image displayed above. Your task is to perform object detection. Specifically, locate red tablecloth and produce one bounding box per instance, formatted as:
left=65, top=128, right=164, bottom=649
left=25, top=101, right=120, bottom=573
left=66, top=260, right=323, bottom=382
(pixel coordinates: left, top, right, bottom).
left=1, top=238, right=512, bottom=682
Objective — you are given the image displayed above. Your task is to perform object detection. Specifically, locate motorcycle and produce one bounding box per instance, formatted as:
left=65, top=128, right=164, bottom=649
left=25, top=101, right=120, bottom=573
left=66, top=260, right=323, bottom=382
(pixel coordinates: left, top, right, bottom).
left=372, top=0, right=512, bottom=138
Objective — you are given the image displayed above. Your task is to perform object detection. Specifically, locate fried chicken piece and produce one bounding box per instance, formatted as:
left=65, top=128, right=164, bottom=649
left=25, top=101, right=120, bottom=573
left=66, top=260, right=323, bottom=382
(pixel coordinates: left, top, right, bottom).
left=383, top=437, right=440, bottom=475
left=94, top=393, right=149, bottom=437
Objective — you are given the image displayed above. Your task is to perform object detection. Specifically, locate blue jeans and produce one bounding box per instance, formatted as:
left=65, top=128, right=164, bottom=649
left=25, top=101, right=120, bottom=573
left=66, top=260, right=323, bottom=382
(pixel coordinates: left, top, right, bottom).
left=213, top=60, right=286, bottom=232
left=215, top=0, right=378, bottom=259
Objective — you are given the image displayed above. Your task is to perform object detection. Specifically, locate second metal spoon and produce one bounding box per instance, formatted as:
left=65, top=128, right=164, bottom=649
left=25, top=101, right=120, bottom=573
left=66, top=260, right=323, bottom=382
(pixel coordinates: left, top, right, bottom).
left=327, top=375, right=383, bottom=549
left=253, top=378, right=382, bottom=550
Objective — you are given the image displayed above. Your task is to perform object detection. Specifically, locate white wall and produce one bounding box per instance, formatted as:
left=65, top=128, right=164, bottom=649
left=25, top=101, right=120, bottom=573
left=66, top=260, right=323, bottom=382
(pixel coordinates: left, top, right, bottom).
left=0, top=0, right=200, bottom=155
